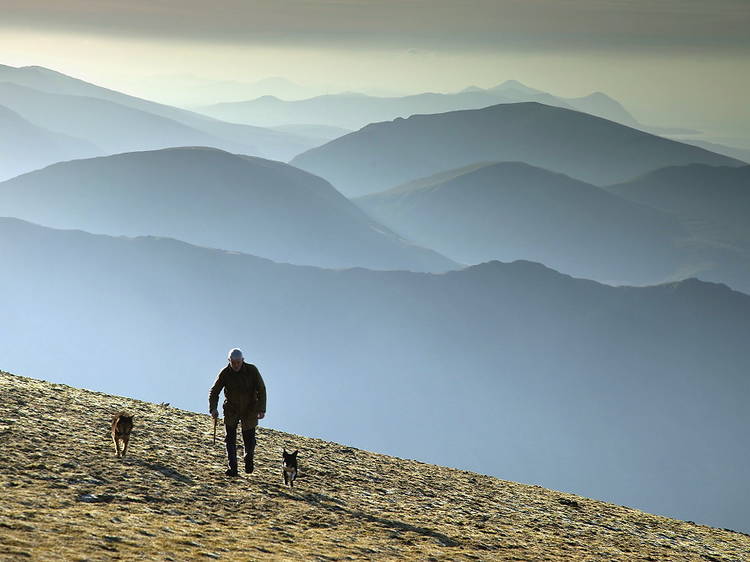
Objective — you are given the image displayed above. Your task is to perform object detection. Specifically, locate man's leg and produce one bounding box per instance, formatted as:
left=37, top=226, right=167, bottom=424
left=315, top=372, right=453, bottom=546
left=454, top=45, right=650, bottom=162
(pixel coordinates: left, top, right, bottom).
left=225, top=422, right=239, bottom=476
left=242, top=426, right=256, bottom=473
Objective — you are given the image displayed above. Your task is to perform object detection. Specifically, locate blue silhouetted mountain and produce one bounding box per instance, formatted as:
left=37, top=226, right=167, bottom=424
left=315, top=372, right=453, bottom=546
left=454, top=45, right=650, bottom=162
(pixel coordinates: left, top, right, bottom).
left=0, top=104, right=100, bottom=181
left=354, top=161, right=750, bottom=291
left=1, top=216, right=749, bottom=534
left=290, top=103, right=744, bottom=196
left=0, top=147, right=455, bottom=272
left=0, top=65, right=319, bottom=161
left=606, top=164, right=750, bottom=240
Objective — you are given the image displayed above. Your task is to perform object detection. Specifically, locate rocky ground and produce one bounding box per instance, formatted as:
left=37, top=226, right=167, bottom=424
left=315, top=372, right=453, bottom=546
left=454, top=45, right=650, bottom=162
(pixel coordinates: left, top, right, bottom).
left=1, top=370, right=748, bottom=561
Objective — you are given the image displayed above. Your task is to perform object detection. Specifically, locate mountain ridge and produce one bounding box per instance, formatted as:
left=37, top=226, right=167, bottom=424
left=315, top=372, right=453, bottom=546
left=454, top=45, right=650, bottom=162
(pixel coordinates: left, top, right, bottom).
left=291, top=101, right=744, bottom=196
left=0, top=147, right=456, bottom=272
left=194, top=79, right=648, bottom=132
left=353, top=160, right=750, bottom=291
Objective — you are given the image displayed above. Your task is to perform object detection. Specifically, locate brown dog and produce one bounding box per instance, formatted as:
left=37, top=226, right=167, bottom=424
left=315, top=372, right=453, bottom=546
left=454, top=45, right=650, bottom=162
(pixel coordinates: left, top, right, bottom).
left=111, top=412, right=134, bottom=458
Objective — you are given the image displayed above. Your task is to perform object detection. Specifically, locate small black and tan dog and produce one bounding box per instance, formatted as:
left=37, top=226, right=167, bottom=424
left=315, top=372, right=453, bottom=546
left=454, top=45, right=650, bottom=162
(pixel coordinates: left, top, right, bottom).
left=111, top=412, right=134, bottom=458
left=282, top=449, right=298, bottom=488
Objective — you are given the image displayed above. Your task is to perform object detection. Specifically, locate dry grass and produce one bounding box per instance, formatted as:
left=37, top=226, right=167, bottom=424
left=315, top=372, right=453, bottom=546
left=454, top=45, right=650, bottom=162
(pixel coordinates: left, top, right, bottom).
left=1, top=370, right=748, bottom=561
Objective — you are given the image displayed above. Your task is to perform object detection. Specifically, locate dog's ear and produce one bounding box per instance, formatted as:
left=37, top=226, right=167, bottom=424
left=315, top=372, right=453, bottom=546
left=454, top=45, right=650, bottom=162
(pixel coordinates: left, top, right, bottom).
left=283, top=448, right=287, bottom=454
left=292, top=450, right=299, bottom=456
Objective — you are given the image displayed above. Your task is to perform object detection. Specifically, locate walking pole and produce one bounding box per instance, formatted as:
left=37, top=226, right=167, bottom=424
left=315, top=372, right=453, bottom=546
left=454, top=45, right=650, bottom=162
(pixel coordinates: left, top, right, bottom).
left=213, top=415, right=217, bottom=446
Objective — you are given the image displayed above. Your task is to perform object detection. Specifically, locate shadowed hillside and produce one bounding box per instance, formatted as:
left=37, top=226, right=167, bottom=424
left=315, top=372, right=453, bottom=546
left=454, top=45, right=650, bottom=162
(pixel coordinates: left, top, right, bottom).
left=290, top=102, right=743, bottom=196
left=2, top=371, right=749, bottom=561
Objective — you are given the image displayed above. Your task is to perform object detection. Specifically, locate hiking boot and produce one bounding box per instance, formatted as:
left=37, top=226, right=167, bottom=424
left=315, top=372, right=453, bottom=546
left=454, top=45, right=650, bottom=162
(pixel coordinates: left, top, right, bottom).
left=244, top=455, right=254, bottom=474
left=225, top=468, right=239, bottom=477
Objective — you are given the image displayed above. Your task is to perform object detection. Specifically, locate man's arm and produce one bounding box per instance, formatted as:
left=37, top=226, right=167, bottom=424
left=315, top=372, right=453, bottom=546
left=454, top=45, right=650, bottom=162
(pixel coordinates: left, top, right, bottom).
left=208, top=370, right=225, bottom=416
left=255, top=368, right=267, bottom=418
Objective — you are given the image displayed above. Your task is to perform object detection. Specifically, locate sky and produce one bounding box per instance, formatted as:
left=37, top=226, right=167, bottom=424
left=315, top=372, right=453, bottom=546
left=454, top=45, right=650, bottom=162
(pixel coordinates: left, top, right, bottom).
left=1, top=0, right=748, bottom=139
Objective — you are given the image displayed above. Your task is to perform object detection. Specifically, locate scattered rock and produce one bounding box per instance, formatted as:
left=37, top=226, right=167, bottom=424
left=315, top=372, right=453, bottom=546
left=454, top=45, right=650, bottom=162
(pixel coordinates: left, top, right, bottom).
left=77, top=494, right=115, bottom=503
left=103, top=536, right=123, bottom=543
left=559, top=497, right=582, bottom=509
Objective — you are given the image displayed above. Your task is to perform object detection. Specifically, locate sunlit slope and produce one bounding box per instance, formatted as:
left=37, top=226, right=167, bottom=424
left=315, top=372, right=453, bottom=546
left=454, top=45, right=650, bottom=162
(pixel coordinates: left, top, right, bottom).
left=2, top=371, right=749, bottom=561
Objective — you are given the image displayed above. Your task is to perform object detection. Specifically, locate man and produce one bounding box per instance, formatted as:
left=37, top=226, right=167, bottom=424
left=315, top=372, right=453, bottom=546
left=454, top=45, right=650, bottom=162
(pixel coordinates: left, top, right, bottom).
left=209, top=348, right=267, bottom=477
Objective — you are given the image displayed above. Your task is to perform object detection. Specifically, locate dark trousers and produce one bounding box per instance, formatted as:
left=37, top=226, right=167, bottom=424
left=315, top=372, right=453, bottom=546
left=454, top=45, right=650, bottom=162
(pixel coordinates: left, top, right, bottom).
left=225, top=424, right=256, bottom=470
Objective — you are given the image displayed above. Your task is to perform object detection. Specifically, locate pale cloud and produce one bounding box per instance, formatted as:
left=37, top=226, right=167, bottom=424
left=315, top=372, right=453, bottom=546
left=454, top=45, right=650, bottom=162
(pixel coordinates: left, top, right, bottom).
left=0, top=1, right=748, bottom=138
left=1, top=1, right=748, bottom=53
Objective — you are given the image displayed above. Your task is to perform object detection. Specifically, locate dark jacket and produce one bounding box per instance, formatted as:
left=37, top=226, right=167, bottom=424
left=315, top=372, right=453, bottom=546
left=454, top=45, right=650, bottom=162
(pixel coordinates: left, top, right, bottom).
left=208, top=362, right=267, bottom=425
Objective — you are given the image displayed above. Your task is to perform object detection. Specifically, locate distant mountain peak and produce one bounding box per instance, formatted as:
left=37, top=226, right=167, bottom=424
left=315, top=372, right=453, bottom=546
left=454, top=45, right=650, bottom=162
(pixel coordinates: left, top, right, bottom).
left=461, top=259, right=571, bottom=279
left=490, top=80, right=545, bottom=95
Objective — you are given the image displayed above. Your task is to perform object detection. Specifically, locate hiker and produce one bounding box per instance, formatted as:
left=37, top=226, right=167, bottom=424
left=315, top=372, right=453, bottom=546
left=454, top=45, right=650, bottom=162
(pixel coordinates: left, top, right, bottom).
left=209, top=348, right=267, bottom=477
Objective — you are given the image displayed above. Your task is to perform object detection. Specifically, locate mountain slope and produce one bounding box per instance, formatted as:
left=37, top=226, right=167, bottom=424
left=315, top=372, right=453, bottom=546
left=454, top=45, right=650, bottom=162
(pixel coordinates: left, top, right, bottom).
left=0, top=147, right=455, bottom=272
left=355, top=161, right=750, bottom=291
left=605, top=164, right=750, bottom=241
left=290, top=102, right=743, bottom=196
left=671, top=139, right=750, bottom=164
left=0, top=82, right=258, bottom=155
left=0, top=104, right=100, bottom=180
left=354, top=161, right=748, bottom=287
left=2, top=218, right=750, bottom=532
left=3, top=371, right=748, bottom=560
left=0, top=65, right=317, bottom=161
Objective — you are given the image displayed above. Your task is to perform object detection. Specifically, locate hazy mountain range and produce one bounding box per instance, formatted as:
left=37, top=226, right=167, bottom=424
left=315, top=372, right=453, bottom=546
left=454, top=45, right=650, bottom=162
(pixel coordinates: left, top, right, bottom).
left=195, top=79, right=675, bottom=134
left=134, top=74, right=326, bottom=107
left=1, top=217, right=749, bottom=533
left=0, top=147, right=454, bottom=272
left=291, top=102, right=743, bottom=196
left=0, top=64, right=320, bottom=168
left=354, top=161, right=750, bottom=291
left=2, top=60, right=748, bottom=537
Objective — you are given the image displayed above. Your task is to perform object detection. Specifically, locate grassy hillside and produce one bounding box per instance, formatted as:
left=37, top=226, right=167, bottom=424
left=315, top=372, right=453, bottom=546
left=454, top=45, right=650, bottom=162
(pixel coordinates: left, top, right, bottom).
left=1, top=371, right=748, bottom=561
